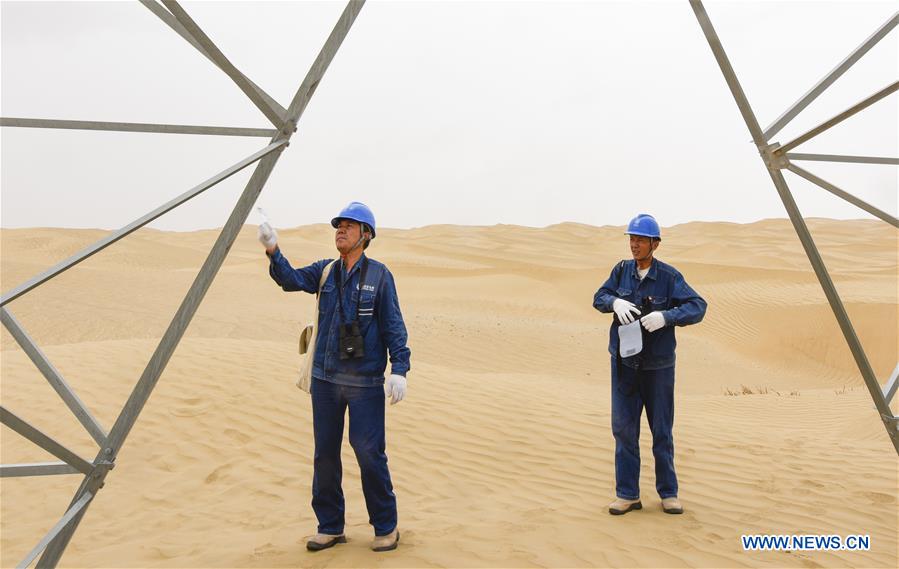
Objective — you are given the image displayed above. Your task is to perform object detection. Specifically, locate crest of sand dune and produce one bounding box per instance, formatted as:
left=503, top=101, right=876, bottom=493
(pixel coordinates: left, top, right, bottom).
left=1, top=219, right=896, bottom=568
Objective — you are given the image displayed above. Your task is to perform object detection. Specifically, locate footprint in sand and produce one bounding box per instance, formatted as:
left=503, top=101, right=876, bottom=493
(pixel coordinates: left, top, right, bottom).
left=151, top=545, right=193, bottom=560
left=253, top=542, right=284, bottom=557
left=169, top=398, right=212, bottom=417
left=205, top=464, right=231, bottom=484
left=224, top=428, right=251, bottom=443
left=853, top=490, right=896, bottom=505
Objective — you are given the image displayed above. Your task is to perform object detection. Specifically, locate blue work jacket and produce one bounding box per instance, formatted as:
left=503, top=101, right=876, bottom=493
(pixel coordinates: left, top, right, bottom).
left=268, top=250, right=411, bottom=387
left=593, top=258, right=707, bottom=370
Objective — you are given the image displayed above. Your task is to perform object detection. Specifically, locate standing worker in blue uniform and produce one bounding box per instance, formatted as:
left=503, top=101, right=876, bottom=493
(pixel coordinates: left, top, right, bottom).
left=593, top=214, right=706, bottom=516
left=258, top=202, right=410, bottom=552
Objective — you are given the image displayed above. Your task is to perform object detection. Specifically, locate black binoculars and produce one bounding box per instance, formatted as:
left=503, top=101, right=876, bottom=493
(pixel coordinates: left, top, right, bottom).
left=338, top=321, right=365, bottom=360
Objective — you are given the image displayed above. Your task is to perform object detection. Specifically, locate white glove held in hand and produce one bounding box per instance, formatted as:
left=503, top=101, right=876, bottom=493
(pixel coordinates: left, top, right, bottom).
left=612, top=298, right=641, bottom=325
left=640, top=311, right=666, bottom=332
left=257, top=222, right=278, bottom=249
left=384, top=374, right=407, bottom=405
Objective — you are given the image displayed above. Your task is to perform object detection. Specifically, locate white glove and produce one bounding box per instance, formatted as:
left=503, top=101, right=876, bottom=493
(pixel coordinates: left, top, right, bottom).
left=257, top=222, right=278, bottom=249
left=612, top=298, right=641, bottom=325
left=640, top=311, right=666, bottom=332
left=384, top=374, right=407, bottom=405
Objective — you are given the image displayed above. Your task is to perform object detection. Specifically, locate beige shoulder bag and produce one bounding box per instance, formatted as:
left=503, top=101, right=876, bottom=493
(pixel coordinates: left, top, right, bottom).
left=296, top=260, right=336, bottom=393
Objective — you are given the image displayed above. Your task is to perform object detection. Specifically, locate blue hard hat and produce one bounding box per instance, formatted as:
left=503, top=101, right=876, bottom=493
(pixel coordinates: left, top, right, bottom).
left=625, top=213, right=661, bottom=240
left=331, top=201, right=376, bottom=238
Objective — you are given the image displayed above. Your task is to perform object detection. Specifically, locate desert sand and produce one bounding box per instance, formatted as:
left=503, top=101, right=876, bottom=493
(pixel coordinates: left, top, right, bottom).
left=1, top=219, right=896, bottom=568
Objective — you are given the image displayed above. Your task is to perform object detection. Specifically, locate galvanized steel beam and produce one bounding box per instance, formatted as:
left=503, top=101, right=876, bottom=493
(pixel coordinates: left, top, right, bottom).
left=17, top=493, right=93, bottom=569
left=762, top=11, right=899, bottom=141
left=775, top=81, right=899, bottom=154
left=1, top=308, right=107, bottom=446
left=33, top=477, right=93, bottom=569
left=0, top=141, right=286, bottom=307
left=139, top=0, right=287, bottom=123
left=103, top=150, right=283, bottom=456
left=690, top=0, right=899, bottom=455
left=0, top=407, right=95, bottom=475
left=33, top=149, right=287, bottom=569
left=689, top=1, right=768, bottom=147
left=1, top=462, right=81, bottom=478
left=0, top=117, right=276, bottom=137
left=281, top=0, right=367, bottom=126
left=786, top=164, right=899, bottom=228
left=786, top=153, right=899, bottom=166
left=159, top=0, right=286, bottom=127
left=883, top=364, right=899, bottom=404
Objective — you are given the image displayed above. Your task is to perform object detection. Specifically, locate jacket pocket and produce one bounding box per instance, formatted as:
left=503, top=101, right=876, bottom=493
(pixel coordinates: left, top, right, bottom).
left=319, top=283, right=336, bottom=313
left=616, top=287, right=632, bottom=299
left=357, top=291, right=375, bottom=318
left=358, top=292, right=376, bottom=340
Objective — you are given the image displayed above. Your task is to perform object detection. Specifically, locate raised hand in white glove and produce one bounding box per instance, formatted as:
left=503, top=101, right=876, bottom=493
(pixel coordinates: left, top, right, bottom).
left=640, top=311, right=666, bottom=333
left=257, top=222, right=278, bottom=250
left=612, top=298, right=641, bottom=325
left=384, top=374, right=407, bottom=405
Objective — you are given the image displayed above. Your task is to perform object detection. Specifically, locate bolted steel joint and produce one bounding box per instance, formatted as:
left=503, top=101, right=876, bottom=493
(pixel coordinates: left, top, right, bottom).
left=89, top=460, right=115, bottom=483
left=280, top=119, right=297, bottom=137
left=760, top=142, right=789, bottom=171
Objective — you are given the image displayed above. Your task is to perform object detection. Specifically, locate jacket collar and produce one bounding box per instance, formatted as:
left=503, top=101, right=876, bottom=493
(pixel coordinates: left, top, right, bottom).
left=630, top=257, right=658, bottom=281
left=340, top=253, right=367, bottom=278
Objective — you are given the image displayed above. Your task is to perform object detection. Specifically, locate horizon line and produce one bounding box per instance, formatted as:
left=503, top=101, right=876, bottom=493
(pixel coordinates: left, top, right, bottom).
left=0, top=216, right=890, bottom=234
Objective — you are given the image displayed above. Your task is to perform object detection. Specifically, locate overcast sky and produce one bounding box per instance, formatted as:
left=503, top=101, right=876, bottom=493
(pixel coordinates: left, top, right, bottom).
left=1, top=0, right=896, bottom=231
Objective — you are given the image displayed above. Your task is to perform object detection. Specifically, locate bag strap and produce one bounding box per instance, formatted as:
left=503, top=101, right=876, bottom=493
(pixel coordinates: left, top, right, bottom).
left=317, top=261, right=336, bottom=297
left=334, top=257, right=370, bottom=324
left=616, top=259, right=627, bottom=377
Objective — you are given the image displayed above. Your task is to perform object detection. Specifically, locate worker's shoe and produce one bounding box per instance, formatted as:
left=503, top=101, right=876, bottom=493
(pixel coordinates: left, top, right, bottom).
left=608, top=497, right=642, bottom=515
left=661, top=497, right=684, bottom=515
left=306, top=533, right=346, bottom=551
left=371, top=529, right=400, bottom=552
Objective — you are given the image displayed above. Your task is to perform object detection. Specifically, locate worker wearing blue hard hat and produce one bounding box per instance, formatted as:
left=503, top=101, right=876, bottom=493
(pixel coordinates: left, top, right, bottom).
left=331, top=201, right=378, bottom=242
left=625, top=213, right=662, bottom=241
left=258, top=201, right=409, bottom=552
left=592, top=214, right=707, bottom=516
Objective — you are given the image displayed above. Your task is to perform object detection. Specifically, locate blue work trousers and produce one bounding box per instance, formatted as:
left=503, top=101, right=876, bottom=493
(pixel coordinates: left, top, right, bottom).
left=310, top=378, right=397, bottom=536
left=611, top=358, right=678, bottom=500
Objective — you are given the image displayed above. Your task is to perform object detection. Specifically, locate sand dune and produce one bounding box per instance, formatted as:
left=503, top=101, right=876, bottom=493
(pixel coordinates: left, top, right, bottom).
left=1, top=219, right=896, bottom=568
